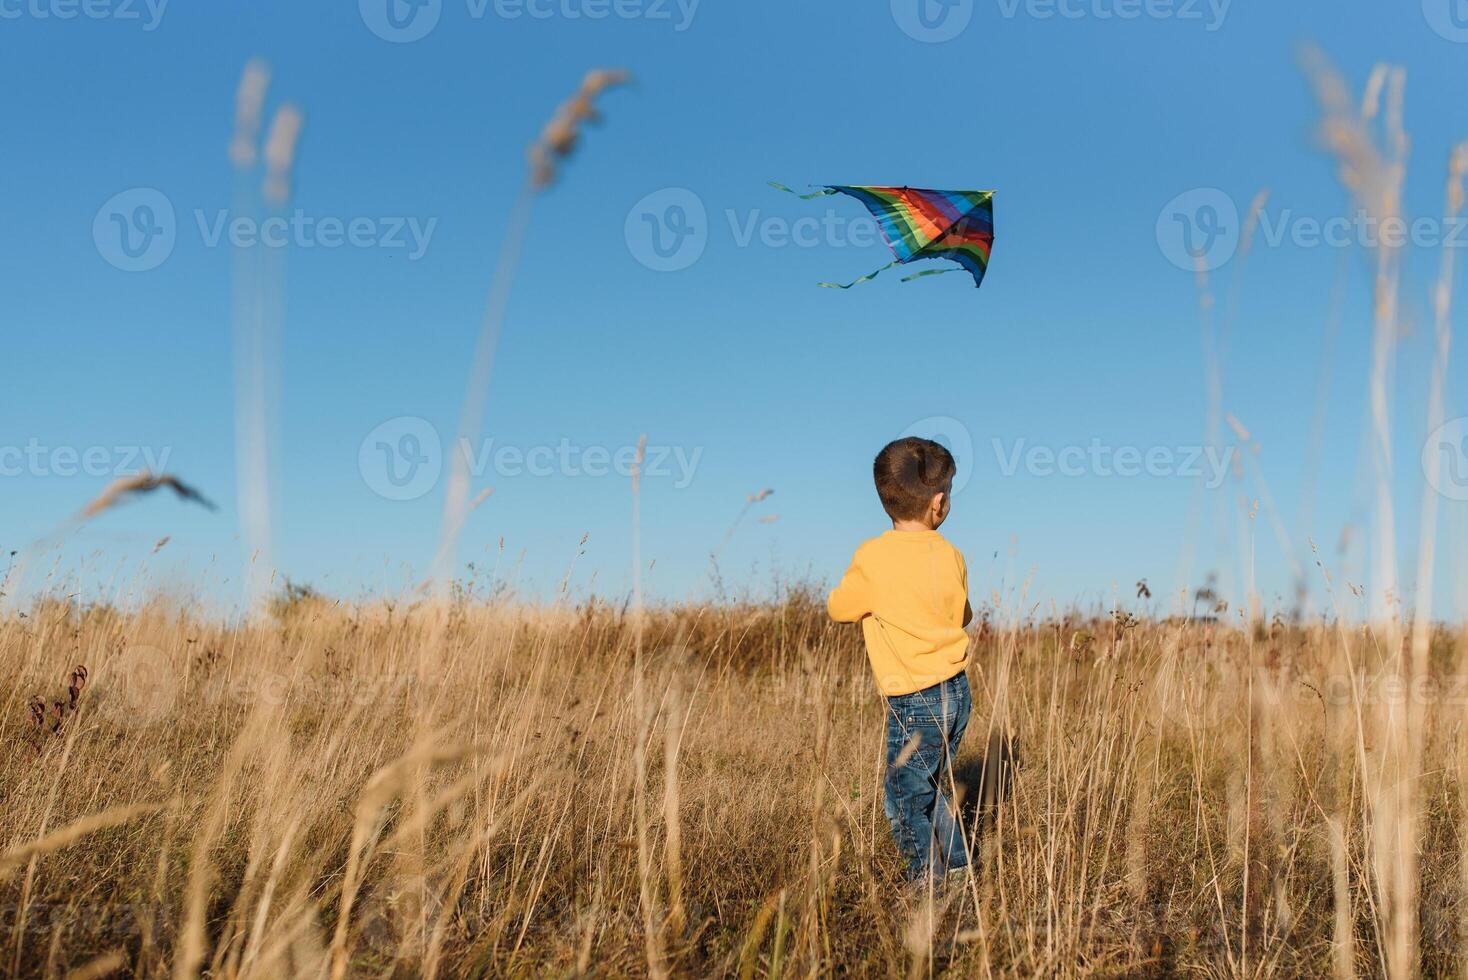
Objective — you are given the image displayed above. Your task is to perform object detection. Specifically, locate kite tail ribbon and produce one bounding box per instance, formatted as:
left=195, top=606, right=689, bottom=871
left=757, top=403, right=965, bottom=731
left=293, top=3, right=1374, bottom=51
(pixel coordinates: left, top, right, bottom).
left=767, top=180, right=839, bottom=200
left=900, top=267, right=966, bottom=283
left=773, top=181, right=897, bottom=287
left=818, top=259, right=903, bottom=289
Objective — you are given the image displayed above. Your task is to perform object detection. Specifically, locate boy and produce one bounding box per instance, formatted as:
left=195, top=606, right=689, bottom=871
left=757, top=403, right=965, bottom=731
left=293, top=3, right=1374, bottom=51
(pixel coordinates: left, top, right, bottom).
left=828, top=436, right=973, bottom=884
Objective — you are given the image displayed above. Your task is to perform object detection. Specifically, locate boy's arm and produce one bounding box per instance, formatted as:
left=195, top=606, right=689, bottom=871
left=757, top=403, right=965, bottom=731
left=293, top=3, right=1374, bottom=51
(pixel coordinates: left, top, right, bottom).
left=959, top=551, right=974, bottom=628
left=827, top=555, right=871, bottom=623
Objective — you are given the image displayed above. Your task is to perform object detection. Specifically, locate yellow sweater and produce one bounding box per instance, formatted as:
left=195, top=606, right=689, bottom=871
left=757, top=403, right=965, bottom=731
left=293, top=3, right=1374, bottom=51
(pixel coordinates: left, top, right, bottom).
left=828, top=529, right=973, bottom=696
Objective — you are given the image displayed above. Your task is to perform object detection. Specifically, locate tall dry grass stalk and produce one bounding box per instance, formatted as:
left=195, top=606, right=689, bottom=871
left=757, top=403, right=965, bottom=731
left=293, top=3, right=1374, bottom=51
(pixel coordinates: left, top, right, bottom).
left=1186, top=189, right=1266, bottom=620
left=1418, top=141, right=1468, bottom=980
left=708, top=490, right=776, bottom=591
left=1300, top=48, right=1407, bottom=629
left=1300, top=48, right=1439, bottom=980
left=230, top=60, right=271, bottom=610
left=230, top=59, right=302, bottom=612
left=430, top=70, right=630, bottom=594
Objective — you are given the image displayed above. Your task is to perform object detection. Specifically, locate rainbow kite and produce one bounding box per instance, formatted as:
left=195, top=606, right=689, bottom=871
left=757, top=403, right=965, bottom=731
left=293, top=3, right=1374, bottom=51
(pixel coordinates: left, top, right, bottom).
left=770, top=183, right=995, bottom=289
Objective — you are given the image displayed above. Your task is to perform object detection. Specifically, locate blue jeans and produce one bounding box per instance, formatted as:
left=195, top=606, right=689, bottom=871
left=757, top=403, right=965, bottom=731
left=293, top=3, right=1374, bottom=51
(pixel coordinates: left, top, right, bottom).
left=883, top=671, right=972, bottom=882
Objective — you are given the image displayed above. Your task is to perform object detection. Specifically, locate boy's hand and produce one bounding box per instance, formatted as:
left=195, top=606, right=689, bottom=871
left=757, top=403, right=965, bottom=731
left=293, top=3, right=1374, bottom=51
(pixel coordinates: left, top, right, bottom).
left=827, top=561, right=871, bottom=623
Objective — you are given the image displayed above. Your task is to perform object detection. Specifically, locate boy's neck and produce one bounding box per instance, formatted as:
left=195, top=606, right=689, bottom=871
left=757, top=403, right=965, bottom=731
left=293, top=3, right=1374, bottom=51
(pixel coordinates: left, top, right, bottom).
left=890, top=520, right=938, bottom=533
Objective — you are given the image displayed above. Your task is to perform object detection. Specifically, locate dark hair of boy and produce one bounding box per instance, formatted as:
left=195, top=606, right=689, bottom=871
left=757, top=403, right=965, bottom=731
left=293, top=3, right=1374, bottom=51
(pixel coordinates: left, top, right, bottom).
left=872, top=437, right=957, bottom=522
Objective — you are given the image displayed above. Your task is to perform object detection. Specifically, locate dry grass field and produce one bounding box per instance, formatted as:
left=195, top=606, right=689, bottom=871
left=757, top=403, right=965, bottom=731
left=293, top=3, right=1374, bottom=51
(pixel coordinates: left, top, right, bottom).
left=2, top=588, right=1464, bottom=978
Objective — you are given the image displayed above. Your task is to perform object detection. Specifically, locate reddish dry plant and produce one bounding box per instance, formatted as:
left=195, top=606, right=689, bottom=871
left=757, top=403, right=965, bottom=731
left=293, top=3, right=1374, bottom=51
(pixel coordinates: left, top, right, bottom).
left=69, top=664, right=88, bottom=711
left=27, top=663, right=88, bottom=743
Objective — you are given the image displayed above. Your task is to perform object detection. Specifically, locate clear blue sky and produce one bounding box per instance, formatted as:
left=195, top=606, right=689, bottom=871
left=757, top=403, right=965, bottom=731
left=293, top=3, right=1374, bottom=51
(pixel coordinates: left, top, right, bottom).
left=3, top=0, right=1466, bottom=618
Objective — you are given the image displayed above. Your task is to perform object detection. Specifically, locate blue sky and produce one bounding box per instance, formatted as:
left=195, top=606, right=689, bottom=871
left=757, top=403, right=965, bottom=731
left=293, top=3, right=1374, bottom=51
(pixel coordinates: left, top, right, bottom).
left=2, top=0, right=1466, bottom=618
